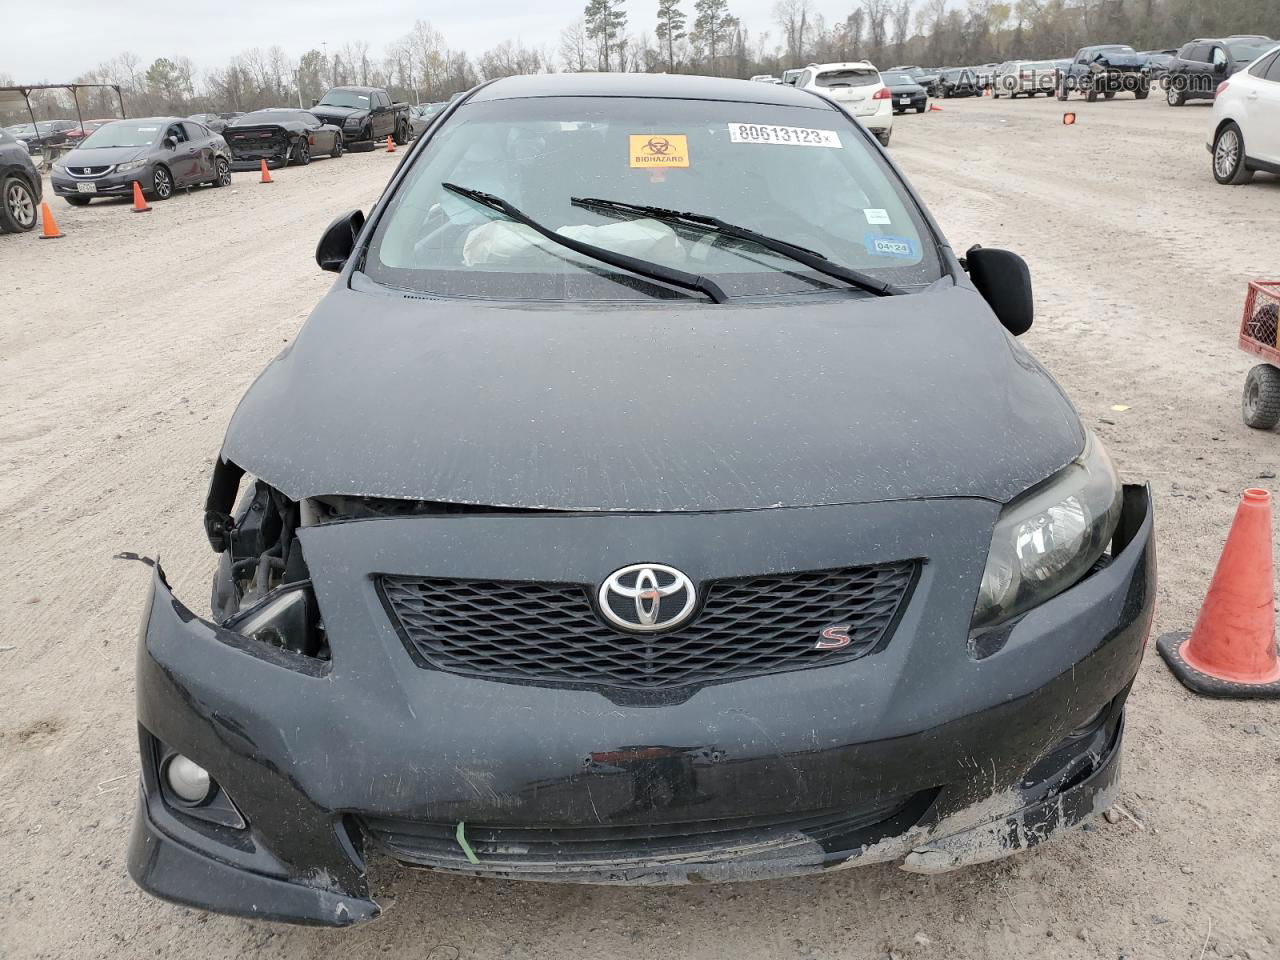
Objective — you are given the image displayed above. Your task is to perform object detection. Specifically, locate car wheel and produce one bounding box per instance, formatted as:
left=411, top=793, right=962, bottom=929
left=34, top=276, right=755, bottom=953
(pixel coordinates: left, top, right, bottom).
left=393, top=122, right=409, bottom=146
left=1085, top=85, right=1098, bottom=102
left=877, top=129, right=892, bottom=147
left=1135, top=83, right=1149, bottom=100
left=1213, top=122, right=1254, bottom=185
left=1104, top=90, right=1116, bottom=99
left=292, top=138, right=311, bottom=165
left=1243, top=365, right=1280, bottom=429
left=211, top=157, right=231, bottom=187
left=152, top=165, right=173, bottom=200
left=1057, top=80, right=1070, bottom=101
left=0, top=174, right=38, bottom=232
left=1167, top=83, right=1185, bottom=106
left=332, top=134, right=343, bottom=158
left=63, top=195, right=91, bottom=206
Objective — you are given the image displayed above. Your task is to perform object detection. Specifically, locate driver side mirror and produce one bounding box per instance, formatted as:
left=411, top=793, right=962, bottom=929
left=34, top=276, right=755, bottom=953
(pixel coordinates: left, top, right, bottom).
left=964, top=246, right=1033, bottom=336
left=163, top=135, right=177, bottom=149
left=311, top=98, right=320, bottom=107
left=316, top=209, right=366, bottom=273
left=1213, top=60, right=1227, bottom=74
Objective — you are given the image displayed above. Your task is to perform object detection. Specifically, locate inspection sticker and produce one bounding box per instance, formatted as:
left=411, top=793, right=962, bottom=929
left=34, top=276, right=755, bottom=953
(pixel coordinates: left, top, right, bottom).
left=864, top=234, right=917, bottom=259
left=629, top=134, right=690, bottom=168
left=728, top=123, right=842, bottom=147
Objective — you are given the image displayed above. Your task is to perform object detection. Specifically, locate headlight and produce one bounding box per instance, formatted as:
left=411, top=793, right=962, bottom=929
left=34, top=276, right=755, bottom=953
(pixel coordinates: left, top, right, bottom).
left=117, top=159, right=146, bottom=172
left=226, top=584, right=326, bottom=657
left=52, top=159, right=66, bottom=171
left=972, top=432, right=1122, bottom=628
left=343, top=116, right=363, bottom=127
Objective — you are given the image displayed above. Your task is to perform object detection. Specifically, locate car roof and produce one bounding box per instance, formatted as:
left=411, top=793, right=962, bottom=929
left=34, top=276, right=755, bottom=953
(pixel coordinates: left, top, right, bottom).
left=472, top=73, right=834, bottom=108
left=329, top=85, right=379, bottom=93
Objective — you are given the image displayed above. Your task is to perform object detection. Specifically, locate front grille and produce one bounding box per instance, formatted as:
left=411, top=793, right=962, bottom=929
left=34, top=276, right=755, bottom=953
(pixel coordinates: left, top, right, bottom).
left=66, top=165, right=113, bottom=179
left=361, top=793, right=929, bottom=873
left=380, top=562, right=916, bottom=689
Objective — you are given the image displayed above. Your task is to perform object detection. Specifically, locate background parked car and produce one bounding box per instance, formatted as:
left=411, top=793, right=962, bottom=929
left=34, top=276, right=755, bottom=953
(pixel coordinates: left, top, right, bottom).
left=63, top=119, right=113, bottom=144
left=780, top=68, right=803, bottom=85
left=937, top=67, right=982, bottom=97
left=993, top=60, right=1059, bottom=97
left=7, top=119, right=79, bottom=151
left=407, top=102, right=446, bottom=139
left=889, top=65, right=942, bottom=96
left=1138, top=49, right=1178, bottom=82
left=1166, top=36, right=1276, bottom=105
left=1208, top=43, right=1280, bottom=184
left=224, top=109, right=343, bottom=169
left=1058, top=44, right=1151, bottom=100
left=796, top=61, right=894, bottom=146
left=0, top=127, right=42, bottom=233
left=187, top=113, right=228, bottom=133
left=879, top=71, right=929, bottom=113
left=50, top=117, right=231, bottom=205
left=309, top=86, right=410, bottom=148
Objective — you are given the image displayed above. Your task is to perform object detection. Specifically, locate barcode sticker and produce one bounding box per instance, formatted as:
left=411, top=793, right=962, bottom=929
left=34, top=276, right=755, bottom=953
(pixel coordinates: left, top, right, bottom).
left=728, top=123, right=842, bottom=148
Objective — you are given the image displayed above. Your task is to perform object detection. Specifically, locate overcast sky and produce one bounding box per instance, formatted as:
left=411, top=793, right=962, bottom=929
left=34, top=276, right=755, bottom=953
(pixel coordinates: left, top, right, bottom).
left=8, top=0, right=822, bottom=82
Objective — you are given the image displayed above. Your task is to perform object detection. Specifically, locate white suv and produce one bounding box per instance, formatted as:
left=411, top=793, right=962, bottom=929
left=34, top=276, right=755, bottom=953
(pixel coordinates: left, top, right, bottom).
left=1209, top=43, right=1280, bottom=184
left=795, top=62, right=894, bottom=146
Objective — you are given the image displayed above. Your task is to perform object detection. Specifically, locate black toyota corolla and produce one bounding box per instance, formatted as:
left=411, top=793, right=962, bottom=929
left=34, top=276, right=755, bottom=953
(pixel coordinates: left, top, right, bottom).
left=128, top=74, right=1155, bottom=926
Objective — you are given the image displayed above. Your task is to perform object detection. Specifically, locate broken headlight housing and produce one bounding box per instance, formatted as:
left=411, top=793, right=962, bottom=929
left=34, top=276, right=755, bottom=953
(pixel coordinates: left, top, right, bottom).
left=972, top=432, right=1122, bottom=628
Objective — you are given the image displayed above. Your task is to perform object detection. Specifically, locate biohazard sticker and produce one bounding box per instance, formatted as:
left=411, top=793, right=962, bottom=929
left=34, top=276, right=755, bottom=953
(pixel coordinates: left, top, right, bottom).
left=629, top=135, right=690, bottom=168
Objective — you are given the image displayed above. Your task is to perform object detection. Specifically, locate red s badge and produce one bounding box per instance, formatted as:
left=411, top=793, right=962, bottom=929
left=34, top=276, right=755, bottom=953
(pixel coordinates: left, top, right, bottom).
left=816, top=624, right=852, bottom=650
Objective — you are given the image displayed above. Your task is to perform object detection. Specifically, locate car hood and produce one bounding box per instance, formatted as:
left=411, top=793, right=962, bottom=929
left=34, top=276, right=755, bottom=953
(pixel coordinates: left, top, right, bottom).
left=312, top=105, right=367, bottom=120
left=221, top=281, right=1084, bottom=511
left=62, top=145, right=147, bottom=166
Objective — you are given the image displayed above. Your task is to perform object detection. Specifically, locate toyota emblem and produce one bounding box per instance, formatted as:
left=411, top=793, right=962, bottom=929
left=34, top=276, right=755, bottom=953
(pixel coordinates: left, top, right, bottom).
left=598, top=564, right=697, bottom=633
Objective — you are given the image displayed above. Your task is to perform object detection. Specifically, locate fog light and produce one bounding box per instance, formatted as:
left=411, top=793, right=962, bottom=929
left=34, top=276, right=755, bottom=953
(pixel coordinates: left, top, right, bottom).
left=165, top=754, right=212, bottom=803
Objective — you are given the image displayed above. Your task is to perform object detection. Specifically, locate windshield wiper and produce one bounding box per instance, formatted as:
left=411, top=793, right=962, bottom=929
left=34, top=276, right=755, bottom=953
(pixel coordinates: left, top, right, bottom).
left=441, top=183, right=728, bottom=303
left=571, top=197, right=903, bottom=298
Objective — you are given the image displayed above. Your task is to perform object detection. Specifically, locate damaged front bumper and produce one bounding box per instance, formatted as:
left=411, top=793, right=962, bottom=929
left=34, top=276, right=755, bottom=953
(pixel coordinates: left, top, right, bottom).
left=127, top=486, right=1154, bottom=927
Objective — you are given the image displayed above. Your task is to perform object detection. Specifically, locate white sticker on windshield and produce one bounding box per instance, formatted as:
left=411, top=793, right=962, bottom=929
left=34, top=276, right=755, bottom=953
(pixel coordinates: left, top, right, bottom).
left=136, top=126, right=158, bottom=131
left=864, top=209, right=891, bottom=224
left=728, top=123, right=842, bottom=148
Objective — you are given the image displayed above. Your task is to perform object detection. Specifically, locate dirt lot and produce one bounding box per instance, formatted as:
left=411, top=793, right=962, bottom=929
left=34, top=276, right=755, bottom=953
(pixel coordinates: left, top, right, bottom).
left=3, top=95, right=1279, bottom=960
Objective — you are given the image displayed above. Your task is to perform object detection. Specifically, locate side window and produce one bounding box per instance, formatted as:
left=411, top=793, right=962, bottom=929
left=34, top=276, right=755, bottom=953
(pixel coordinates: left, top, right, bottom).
left=1189, top=44, right=1212, bottom=63
left=1266, top=51, right=1280, bottom=82
left=376, top=91, right=390, bottom=108
left=1211, top=46, right=1228, bottom=67
left=182, top=122, right=206, bottom=141
left=1177, top=43, right=1194, bottom=60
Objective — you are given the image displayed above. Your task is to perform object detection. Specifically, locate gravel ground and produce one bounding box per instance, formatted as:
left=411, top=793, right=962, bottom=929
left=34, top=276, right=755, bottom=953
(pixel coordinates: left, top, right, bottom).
left=2, top=96, right=1279, bottom=960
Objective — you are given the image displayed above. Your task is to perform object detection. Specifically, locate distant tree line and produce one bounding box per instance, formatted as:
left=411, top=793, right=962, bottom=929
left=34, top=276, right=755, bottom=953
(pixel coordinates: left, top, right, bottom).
left=3, top=0, right=1276, bottom=124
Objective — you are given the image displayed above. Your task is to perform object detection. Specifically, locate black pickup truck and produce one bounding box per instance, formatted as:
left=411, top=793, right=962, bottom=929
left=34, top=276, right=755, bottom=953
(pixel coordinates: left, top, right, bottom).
left=310, top=86, right=411, bottom=148
left=1056, top=44, right=1151, bottom=101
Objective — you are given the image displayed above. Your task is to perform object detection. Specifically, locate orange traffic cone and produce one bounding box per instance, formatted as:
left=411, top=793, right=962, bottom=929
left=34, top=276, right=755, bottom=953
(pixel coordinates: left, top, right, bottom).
left=131, top=180, right=151, bottom=213
left=259, top=159, right=273, bottom=184
left=386, top=135, right=395, bottom=153
left=928, top=103, right=942, bottom=112
left=37, top=202, right=63, bottom=239
left=1158, top=488, right=1280, bottom=697
left=1063, top=112, right=1077, bottom=125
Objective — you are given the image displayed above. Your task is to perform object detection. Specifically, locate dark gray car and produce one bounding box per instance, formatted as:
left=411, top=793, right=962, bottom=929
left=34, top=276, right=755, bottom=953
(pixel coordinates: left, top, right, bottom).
left=0, top=127, right=43, bottom=233
left=50, top=117, right=231, bottom=205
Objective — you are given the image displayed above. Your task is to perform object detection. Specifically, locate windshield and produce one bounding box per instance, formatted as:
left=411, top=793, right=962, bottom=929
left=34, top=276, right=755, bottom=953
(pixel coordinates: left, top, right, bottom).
left=1098, top=46, right=1137, bottom=55
left=881, top=73, right=914, bottom=84
left=1229, top=40, right=1275, bottom=62
left=363, top=97, right=943, bottom=302
left=317, top=90, right=371, bottom=109
left=80, top=121, right=162, bottom=148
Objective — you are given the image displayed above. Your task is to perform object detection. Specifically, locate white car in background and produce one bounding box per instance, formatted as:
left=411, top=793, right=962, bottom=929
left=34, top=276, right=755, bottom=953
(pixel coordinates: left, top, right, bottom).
left=1209, top=43, right=1280, bottom=184
left=795, top=61, right=895, bottom=146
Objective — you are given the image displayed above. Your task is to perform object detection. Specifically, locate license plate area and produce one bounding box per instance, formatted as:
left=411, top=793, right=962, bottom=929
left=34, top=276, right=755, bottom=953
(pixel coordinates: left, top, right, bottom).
left=76, top=182, right=96, bottom=193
